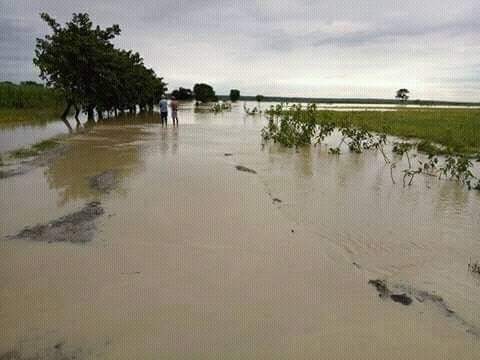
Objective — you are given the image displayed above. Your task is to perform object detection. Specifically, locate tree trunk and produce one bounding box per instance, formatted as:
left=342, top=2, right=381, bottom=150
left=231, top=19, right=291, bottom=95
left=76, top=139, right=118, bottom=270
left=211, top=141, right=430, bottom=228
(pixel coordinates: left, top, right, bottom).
left=87, top=106, right=95, bottom=122
left=61, top=101, right=73, bottom=131
left=61, top=101, right=72, bottom=120
left=74, top=105, right=81, bottom=126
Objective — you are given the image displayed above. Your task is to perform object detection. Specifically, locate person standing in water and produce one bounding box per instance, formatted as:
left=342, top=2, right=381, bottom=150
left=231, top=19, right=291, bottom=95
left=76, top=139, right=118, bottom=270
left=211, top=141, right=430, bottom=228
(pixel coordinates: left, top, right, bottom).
left=159, top=95, right=168, bottom=127
left=170, top=96, right=179, bottom=127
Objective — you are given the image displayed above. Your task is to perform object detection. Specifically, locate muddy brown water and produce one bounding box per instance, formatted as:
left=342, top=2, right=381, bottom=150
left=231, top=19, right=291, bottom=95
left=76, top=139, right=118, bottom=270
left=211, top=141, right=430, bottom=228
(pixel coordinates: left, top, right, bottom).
left=1, top=102, right=480, bottom=359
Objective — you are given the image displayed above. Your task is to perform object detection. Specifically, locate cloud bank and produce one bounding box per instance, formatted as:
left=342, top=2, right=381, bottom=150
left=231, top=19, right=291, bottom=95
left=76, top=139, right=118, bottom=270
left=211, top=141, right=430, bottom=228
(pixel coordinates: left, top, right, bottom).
left=1, top=0, right=479, bottom=101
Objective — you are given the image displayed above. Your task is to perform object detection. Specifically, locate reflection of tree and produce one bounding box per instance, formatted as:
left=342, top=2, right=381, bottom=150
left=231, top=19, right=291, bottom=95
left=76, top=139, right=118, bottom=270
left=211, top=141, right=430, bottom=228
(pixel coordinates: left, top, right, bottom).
left=45, top=121, right=148, bottom=205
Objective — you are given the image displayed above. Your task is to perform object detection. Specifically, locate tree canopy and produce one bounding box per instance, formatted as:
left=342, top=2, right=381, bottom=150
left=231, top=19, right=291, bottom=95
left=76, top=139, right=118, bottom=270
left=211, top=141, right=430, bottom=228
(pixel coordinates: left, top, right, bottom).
left=229, top=89, right=240, bottom=102
left=255, top=94, right=265, bottom=102
left=193, top=83, right=217, bottom=103
left=171, top=87, right=194, bottom=100
left=34, top=12, right=167, bottom=123
left=396, top=89, right=410, bottom=102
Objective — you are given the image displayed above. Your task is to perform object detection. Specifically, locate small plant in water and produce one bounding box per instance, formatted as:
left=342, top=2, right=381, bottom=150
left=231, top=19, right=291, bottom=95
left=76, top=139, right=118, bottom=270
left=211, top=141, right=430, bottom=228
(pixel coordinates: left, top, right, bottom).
left=261, top=103, right=480, bottom=191
left=468, top=259, right=480, bottom=274
left=328, top=147, right=341, bottom=155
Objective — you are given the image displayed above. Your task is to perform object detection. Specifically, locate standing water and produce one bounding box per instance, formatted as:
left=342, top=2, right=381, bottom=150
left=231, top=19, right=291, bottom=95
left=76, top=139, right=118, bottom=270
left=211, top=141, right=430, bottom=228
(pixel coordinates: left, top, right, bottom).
left=1, top=102, right=479, bottom=359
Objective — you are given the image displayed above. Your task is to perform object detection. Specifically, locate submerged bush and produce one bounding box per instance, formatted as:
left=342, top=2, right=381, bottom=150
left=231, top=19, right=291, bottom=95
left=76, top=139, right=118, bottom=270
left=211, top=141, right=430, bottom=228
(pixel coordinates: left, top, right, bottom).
left=261, top=104, right=480, bottom=191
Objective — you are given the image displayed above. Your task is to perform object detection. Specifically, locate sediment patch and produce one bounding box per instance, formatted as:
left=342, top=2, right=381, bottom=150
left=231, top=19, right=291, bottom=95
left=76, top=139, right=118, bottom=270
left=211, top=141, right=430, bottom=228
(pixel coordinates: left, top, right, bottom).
left=235, top=165, right=257, bottom=174
left=0, top=342, right=84, bottom=360
left=0, top=143, right=68, bottom=180
left=368, top=279, right=413, bottom=306
left=88, top=170, right=119, bottom=193
left=12, top=202, right=104, bottom=244
left=369, top=279, right=479, bottom=336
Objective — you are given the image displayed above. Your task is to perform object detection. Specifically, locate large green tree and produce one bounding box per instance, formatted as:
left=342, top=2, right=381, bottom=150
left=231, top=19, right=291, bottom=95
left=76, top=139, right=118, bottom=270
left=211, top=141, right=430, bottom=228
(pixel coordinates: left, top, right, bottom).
left=34, top=12, right=167, bottom=125
left=396, top=89, right=410, bottom=102
left=229, top=89, right=240, bottom=102
left=171, top=87, right=194, bottom=100
left=193, top=83, right=217, bottom=103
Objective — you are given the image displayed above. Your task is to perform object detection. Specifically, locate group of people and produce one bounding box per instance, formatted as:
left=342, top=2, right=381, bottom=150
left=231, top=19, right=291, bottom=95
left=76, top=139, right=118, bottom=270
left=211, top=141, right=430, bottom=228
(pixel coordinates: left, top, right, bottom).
left=159, top=95, right=178, bottom=127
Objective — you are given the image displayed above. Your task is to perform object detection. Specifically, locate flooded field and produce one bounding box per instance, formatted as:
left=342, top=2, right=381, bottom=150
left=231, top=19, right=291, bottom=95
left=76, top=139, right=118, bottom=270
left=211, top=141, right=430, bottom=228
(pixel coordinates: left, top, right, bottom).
left=1, top=102, right=479, bottom=359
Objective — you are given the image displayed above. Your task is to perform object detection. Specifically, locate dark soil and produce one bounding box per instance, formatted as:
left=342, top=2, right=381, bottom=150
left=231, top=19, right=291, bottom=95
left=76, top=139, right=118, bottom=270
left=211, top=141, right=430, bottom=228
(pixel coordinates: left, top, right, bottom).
left=12, top=202, right=104, bottom=244
left=0, top=344, right=82, bottom=360
left=0, top=144, right=68, bottom=180
left=235, top=165, right=257, bottom=174
left=390, top=293, right=413, bottom=305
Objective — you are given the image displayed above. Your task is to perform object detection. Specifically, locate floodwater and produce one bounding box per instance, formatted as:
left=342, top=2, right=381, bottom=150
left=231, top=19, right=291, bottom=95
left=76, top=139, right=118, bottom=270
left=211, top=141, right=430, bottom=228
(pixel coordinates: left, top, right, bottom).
left=1, top=102, right=480, bottom=359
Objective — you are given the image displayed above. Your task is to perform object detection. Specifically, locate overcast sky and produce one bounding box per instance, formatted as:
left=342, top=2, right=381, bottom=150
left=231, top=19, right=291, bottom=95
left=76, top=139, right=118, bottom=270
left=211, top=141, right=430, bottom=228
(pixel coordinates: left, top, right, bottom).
left=1, top=0, right=479, bottom=101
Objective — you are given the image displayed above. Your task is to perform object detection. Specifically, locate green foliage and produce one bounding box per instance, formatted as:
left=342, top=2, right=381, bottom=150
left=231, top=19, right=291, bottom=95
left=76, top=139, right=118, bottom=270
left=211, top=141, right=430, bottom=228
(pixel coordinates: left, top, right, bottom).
left=0, top=82, right=63, bottom=109
left=262, top=104, right=318, bottom=147
left=193, top=83, right=217, bottom=103
left=171, top=87, right=193, bottom=100
left=305, top=109, right=480, bottom=155
left=262, top=104, right=480, bottom=191
left=229, top=89, right=240, bottom=102
left=396, top=89, right=410, bottom=102
left=34, top=13, right=167, bottom=120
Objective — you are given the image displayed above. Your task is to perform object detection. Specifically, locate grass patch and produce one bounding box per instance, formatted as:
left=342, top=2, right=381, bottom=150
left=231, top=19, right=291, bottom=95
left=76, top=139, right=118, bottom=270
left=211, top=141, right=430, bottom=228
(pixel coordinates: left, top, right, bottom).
left=315, top=108, right=480, bottom=155
left=0, top=107, right=64, bottom=126
left=9, top=139, right=60, bottom=159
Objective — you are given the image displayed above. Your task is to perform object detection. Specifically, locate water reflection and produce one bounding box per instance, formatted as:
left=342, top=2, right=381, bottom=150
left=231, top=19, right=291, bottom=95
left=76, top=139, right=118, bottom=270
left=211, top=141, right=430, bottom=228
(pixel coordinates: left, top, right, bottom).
left=45, top=120, right=152, bottom=205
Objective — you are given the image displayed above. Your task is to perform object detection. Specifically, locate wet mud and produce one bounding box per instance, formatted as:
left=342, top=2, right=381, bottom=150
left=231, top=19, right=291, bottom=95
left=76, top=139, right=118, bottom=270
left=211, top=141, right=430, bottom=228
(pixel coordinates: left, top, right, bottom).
left=11, top=202, right=104, bottom=244
left=0, top=144, right=68, bottom=179
left=88, top=170, right=119, bottom=193
left=0, top=342, right=84, bottom=360
left=235, top=165, right=257, bottom=174
left=369, top=279, right=479, bottom=335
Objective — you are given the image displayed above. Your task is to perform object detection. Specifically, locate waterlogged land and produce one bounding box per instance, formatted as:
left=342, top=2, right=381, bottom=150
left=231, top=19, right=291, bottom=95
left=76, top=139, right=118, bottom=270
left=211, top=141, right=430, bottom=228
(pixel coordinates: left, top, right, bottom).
left=1, top=103, right=480, bottom=359
left=314, top=108, right=480, bottom=155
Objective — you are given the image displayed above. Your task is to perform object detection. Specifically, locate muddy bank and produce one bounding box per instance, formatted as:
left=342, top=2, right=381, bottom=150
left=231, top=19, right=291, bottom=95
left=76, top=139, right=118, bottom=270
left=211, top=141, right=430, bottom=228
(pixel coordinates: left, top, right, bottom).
left=0, top=143, right=68, bottom=179
left=369, top=279, right=479, bottom=335
left=10, top=202, right=104, bottom=243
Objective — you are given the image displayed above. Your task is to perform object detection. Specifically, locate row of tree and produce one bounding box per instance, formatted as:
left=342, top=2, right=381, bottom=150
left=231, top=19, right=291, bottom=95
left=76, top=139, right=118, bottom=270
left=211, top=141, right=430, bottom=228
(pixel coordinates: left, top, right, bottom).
left=34, top=13, right=167, bottom=126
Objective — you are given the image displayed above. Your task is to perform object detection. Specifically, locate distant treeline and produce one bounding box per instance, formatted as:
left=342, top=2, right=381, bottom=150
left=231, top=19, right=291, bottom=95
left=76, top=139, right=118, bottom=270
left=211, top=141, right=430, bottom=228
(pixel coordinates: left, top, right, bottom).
left=217, top=95, right=480, bottom=107
left=0, top=81, right=64, bottom=109
left=34, top=13, right=167, bottom=126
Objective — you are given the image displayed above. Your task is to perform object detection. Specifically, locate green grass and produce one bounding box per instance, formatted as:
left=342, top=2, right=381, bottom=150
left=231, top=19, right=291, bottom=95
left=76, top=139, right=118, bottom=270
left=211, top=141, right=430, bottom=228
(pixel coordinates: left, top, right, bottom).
left=9, top=139, right=60, bottom=159
left=0, top=108, right=65, bottom=126
left=0, top=82, right=64, bottom=126
left=315, top=109, right=480, bottom=155
left=0, top=82, right=64, bottom=109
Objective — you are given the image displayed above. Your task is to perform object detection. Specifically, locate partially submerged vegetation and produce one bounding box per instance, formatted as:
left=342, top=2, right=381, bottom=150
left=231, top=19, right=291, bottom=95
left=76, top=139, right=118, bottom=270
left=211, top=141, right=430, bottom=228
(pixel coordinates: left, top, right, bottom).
left=0, top=81, right=63, bottom=109
left=469, top=260, right=480, bottom=275
left=262, top=104, right=480, bottom=191
left=8, top=139, right=60, bottom=159
left=0, top=108, right=64, bottom=126
left=0, top=82, right=64, bottom=125
left=313, top=108, right=480, bottom=155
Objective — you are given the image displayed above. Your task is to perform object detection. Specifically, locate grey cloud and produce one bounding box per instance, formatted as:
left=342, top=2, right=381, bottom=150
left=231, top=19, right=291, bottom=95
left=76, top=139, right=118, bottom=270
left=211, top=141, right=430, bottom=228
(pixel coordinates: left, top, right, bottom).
left=0, top=0, right=479, bottom=101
